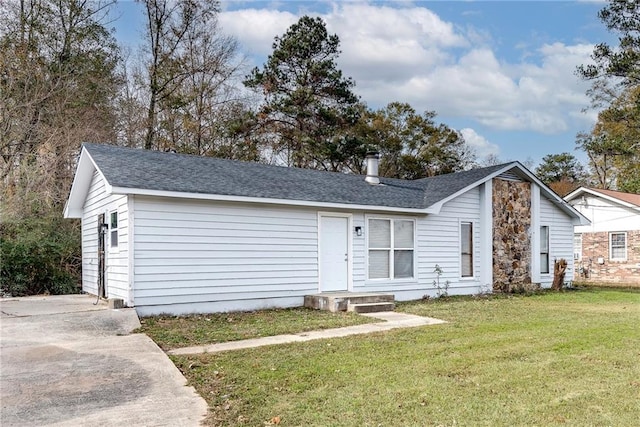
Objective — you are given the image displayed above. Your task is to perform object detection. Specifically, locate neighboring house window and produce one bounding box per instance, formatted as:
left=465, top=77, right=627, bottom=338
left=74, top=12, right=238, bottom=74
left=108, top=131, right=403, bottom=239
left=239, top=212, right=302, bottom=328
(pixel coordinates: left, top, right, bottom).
left=540, top=226, right=549, bottom=274
left=573, top=234, right=582, bottom=261
left=609, top=232, right=627, bottom=261
left=368, top=218, right=414, bottom=279
left=461, top=222, right=473, bottom=277
left=110, top=211, right=118, bottom=248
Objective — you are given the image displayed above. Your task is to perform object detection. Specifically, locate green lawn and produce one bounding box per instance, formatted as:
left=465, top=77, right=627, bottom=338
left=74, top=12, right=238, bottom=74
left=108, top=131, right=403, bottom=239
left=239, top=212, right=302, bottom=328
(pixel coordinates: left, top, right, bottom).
left=137, top=307, right=375, bottom=350
left=168, top=288, right=640, bottom=426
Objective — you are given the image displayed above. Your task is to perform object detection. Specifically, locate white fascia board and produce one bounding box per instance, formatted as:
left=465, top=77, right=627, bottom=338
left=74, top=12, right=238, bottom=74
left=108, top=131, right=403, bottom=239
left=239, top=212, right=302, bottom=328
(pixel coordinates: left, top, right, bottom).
left=565, top=187, right=640, bottom=211
left=63, top=147, right=112, bottom=218
left=109, top=186, right=433, bottom=215
left=63, top=148, right=93, bottom=218
left=564, top=187, right=587, bottom=202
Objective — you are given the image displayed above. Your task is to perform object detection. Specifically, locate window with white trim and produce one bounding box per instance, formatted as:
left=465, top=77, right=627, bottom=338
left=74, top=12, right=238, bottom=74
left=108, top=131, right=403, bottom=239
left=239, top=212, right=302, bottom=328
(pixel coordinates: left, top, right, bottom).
left=461, top=222, right=473, bottom=277
left=368, top=218, right=414, bottom=279
left=609, top=232, right=627, bottom=260
left=540, top=226, right=549, bottom=274
left=573, top=234, right=582, bottom=261
left=110, top=211, right=118, bottom=248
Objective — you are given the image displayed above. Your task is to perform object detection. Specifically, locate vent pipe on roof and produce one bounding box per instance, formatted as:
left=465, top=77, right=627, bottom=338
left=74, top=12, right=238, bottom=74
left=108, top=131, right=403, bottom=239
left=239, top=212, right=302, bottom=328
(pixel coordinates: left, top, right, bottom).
left=365, top=152, right=380, bottom=185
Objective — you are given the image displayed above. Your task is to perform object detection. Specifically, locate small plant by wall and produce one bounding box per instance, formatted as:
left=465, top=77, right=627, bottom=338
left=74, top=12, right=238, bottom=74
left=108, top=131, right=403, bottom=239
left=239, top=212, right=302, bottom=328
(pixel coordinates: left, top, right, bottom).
left=433, top=264, right=450, bottom=298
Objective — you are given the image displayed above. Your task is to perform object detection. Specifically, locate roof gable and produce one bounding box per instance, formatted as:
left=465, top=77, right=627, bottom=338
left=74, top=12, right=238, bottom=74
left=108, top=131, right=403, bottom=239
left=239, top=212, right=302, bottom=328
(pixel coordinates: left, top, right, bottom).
left=587, top=188, right=640, bottom=207
left=565, top=187, right=640, bottom=210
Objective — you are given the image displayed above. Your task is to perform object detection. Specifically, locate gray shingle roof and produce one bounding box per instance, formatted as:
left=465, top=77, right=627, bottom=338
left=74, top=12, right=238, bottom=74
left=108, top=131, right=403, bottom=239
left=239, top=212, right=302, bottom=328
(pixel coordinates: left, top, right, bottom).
left=84, top=143, right=510, bottom=210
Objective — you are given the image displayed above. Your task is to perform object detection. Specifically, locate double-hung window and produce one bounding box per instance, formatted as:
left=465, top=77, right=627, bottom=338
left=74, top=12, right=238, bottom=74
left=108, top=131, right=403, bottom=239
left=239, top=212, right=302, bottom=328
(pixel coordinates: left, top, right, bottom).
left=573, top=234, right=582, bottom=261
left=461, top=222, right=473, bottom=277
left=540, top=226, right=549, bottom=274
left=368, top=218, right=414, bottom=280
left=609, top=232, right=627, bottom=260
left=110, top=211, right=119, bottom=248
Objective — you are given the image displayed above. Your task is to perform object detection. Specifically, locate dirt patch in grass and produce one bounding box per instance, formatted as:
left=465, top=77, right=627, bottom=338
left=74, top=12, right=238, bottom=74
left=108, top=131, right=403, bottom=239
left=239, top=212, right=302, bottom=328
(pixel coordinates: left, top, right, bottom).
left=575, top=281, right=640, bottom=289
left=136, top=307, right=375, bottom=350
left=172, top=288, right=640, bottom=426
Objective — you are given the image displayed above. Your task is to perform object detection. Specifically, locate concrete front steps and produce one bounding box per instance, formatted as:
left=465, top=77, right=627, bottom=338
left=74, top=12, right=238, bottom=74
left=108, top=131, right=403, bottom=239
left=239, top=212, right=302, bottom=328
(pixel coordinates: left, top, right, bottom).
left=304, top=292, right=395, bottom=313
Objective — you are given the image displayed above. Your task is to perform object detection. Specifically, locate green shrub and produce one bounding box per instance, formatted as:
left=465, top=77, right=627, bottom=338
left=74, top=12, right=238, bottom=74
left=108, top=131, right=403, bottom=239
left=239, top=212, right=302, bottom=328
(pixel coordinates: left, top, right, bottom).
left=0, top=216, right=81, bottom=296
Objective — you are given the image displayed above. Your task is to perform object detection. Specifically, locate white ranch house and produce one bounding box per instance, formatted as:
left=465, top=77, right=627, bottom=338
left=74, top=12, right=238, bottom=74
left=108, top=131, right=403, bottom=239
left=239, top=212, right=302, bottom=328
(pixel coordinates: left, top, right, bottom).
left=64, top=144, right=588, bottom=315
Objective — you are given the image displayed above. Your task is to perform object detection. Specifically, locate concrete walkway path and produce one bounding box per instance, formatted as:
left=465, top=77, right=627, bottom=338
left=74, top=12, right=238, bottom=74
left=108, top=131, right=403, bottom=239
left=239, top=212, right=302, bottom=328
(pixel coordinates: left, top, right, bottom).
left=169, top=311, right=446, bottom=356
left=1, top=295, right=207, bottom=427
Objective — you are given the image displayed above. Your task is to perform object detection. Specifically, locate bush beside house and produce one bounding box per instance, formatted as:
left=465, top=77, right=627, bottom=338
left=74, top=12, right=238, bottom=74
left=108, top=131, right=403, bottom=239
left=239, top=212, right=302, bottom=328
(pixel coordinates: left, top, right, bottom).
left=0, top=217, right=81, bottom=296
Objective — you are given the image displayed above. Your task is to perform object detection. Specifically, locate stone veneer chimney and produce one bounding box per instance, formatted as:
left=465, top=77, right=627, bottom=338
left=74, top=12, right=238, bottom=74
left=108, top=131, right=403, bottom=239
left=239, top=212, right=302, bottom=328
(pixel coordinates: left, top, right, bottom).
left=365, top=152, right=380, bottom=185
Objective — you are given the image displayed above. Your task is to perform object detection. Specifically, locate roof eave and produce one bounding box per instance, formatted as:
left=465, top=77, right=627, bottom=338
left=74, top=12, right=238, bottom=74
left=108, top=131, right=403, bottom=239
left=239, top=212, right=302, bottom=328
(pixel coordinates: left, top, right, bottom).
left=110, top=186, right=434, bottom=214
left=427, top=163, right=589, bottom=224
left=426, top=163, right=519, bottom=214
left=63, top=146, right=109, bottom=218
left=565, top=186, right=640, bottom=210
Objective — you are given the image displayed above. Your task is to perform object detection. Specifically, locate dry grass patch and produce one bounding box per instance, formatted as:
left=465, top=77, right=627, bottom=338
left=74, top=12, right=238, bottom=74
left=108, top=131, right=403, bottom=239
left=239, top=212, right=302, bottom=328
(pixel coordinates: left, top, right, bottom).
left=575, top=281, right=640, bottom=289
left=170, top=288, right=640, bottom=426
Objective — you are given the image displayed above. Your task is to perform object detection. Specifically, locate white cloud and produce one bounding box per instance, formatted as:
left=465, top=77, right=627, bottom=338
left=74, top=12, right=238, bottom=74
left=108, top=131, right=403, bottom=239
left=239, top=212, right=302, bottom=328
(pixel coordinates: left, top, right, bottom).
left=460, top=128, right=500, bottom=157
left=218, top=9, right=298, bottom=56
left=219, top=3, right=596, bottom=135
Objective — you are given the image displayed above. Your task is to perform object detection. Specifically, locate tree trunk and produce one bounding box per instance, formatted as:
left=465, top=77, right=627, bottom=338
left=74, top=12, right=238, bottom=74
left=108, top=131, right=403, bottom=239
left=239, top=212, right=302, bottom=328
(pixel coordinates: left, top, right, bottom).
left=552, top=258, right=567, bottom=291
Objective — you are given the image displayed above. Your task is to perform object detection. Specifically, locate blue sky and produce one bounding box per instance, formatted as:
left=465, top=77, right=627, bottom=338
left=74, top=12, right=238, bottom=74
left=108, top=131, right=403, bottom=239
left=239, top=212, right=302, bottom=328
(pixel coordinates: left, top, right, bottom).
left=112, top=1, right=612, bottom=167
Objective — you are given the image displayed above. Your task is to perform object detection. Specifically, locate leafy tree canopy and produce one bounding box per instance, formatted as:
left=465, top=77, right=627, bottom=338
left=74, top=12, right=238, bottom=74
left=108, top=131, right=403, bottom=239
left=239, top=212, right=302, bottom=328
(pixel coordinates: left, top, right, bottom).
left=244, top=15, right=361, bottom=170
left=581, top=85, right=640, bottom=192
left=576, top=0, right=640, bottom=194
left=361, top=102, right=474, bottom=179
left=578, top=0, right=640, bottom=86
left=535, top=153, right=587, bottom=185
left=534, top=152, right=587, bottom=196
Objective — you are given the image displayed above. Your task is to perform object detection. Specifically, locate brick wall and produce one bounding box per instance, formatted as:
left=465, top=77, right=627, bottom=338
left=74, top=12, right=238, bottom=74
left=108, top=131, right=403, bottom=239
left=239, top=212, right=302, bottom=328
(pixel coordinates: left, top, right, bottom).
left=577, top=230, right=640, bottom=284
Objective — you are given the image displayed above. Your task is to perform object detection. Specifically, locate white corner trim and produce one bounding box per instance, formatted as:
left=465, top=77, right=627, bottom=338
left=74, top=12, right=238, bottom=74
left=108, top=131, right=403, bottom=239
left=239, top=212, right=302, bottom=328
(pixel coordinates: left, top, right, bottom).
left=531, top=185, right=541, bottom=283
left=479, top=180, right=493, bottom=288
left=127, top=195, right=135, bottom=307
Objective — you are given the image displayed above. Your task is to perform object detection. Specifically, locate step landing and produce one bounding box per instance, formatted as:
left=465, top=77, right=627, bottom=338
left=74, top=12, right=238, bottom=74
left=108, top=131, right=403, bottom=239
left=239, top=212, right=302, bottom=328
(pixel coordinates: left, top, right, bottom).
left=304, top=292, right=394, bottom=313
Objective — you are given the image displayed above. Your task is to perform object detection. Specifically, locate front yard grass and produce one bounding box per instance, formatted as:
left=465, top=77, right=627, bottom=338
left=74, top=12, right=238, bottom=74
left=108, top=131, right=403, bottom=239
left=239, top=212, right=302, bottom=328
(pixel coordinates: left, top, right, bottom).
left=137, top=307, right=375, bottom=350
left=168, top=288, right=640, bottom=426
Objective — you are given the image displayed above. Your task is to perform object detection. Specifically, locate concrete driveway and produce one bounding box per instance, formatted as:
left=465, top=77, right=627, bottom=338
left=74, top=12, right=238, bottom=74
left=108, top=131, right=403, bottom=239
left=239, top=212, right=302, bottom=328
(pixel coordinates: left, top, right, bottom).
left=0, top=295, right=207, bottom=426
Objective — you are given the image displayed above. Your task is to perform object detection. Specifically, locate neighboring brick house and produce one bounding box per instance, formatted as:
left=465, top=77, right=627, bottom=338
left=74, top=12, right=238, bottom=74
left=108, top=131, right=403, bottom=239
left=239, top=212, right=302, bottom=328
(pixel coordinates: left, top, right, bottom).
left=565, top=187, right=640, bottom=285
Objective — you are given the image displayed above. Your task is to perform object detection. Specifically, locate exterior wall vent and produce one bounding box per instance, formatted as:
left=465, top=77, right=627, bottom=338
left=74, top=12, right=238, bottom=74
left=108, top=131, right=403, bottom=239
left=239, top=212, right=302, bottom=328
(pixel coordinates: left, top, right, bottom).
left=498, top=170, right=524, bottom=182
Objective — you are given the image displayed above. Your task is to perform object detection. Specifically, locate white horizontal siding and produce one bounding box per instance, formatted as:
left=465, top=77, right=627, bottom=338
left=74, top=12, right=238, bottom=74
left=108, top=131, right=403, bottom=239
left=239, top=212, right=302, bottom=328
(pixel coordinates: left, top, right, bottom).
left=132, top=197, right=319, bottom=311
left=419, top=186, right=482, bottom=295
left=352, top=213, right=366, bottom=287
left=540, top=194, right=575, bottom=284
left=81, top=171, right=129, bottom=302
left=353, top=186, right=484, bottom=298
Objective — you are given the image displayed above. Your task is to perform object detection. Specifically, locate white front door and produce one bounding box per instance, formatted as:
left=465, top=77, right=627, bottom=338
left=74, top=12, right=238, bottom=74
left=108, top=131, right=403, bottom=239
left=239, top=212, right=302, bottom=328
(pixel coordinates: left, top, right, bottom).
left=319, top=215, right=349, bottom=292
